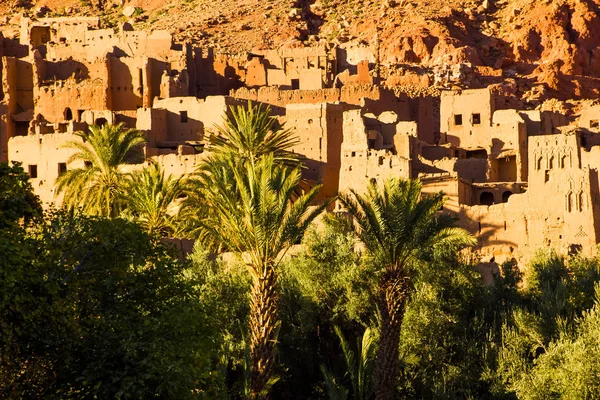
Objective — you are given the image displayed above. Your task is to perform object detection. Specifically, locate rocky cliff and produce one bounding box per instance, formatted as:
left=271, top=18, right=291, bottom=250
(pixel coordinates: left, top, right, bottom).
left=3, top=0, right=600, bottom=105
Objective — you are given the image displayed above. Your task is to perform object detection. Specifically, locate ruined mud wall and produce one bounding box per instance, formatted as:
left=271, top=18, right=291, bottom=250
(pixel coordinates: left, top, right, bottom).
left=338, top=109, right=412, bottom=193
left=284, top=103, right=344, bottom=198
left=8, top=133, right=81, bottom=205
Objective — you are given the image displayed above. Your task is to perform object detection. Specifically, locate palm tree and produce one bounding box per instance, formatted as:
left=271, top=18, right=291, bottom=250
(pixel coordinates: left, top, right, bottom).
left=321, top=326, right=377, bottom=400
left=121, top=162, right=189, bottom=236
left=55, top=123, right=146, bottom=217
left=209, top=100, right=300, bottom=167
left=197, top=155, right=327, bottom=399
left=338, top=178, right=475, bottom=400
left=183, top=101, right=302, bottom=238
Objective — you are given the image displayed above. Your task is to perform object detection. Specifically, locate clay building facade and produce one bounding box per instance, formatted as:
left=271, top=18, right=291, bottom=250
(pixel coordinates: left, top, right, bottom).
left=6, top=17, right=600, bottom=265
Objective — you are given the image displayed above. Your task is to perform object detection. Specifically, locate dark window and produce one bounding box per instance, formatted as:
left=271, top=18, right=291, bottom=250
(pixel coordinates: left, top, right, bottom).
left=28, top=165, right=38, bottom=178
left=454, top=114, right=463, bottom=126
left=480, top=191, right=494, bottom=206
left=351, top=151, right=356, bottom=157
left=466, top=149, right=487, bottom=159
left=291, top=79, right=300, bottom=90
left=472, top=113, right=481, bottom=124
left=502, top=191, right=513, bottom=203
left=58, top=163, right=67, bottom=176
left=64, top=108, right=73, bottom=121
left=85, top=161, right=93, bottom=168
left=180, top=111, right=188, bottom=123
left=15, top=121, right=29, bottom=136
left=95, top=118, right=107, bottom=126
left=590, top=120, right=599, bottom=129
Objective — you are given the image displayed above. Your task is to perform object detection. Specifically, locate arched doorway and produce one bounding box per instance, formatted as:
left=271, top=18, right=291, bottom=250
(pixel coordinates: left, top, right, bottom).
left=95, top=118, right=107, bottom=126
left=480, top=191, right=495, bottom=206
left=64, top=107, right=73, bottom=121
left=502, top=191, right=513, bottom=203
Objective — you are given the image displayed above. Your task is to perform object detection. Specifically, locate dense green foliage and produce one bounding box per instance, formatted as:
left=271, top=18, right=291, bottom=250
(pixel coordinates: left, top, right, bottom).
left=339, top=179, right=476, bottom=399
left=6, top=103, right=600, bottom=399
left=5, top=157, right=600, bottom=398
left=0, top=162, right=42, bottom=227
left=0, top=210, right=224, bottom=399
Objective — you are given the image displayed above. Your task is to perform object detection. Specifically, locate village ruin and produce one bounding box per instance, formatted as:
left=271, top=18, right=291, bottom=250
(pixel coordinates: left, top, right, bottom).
left=3, top=17, right=600, bottom=265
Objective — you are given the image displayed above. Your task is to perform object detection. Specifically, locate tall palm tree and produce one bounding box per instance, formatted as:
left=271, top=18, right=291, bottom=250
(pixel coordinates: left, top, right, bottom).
left=197, top=155, right=327, bottom=399
left=55, top=123, right=146, bottom=217
left=338, top=178, right=475, bottom=400
left=209, top=100, right=300, bottom=167
left=121, top=162, right=189, bottom=236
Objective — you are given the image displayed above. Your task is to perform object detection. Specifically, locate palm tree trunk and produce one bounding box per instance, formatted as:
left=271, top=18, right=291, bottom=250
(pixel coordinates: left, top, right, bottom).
left=374, top=271, right=408, bottom=400
left=249, top=263, right=279, bottom=400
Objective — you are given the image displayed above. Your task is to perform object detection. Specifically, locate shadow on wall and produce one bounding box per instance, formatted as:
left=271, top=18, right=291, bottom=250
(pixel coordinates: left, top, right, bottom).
left=110, top=58, right=142, bottom=111
left=590, top=169, right=600, bottom=241
left=412, top=158, right=449, bottom=176
left=161, top=110, right=204, bottom=144
left=115, top=113, right=137, bottom=129
left=43, top=60, right=90, bottom=83
left=457, top=210, right=519, bottom=251
left=293, top=155, right=340, bottom=200
left=194, top=50, right=243, bottom=98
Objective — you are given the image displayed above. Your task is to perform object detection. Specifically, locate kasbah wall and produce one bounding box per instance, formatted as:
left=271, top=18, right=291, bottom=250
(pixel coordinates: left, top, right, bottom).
left=4, top=16, right=600, bottom=270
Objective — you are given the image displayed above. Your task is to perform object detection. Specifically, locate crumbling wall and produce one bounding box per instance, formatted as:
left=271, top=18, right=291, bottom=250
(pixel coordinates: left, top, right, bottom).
left=336, top=60, right=373, bottom=87
left=258, top=46, right=335, bottom=89
left=193, top=49, right=245, bottom=98
left=284, top=102, right=344, bottom=197
left=456, top=132, right=600, bottom=263
left=8, top=133, right=81, bottom=205
left=150, top=95, right=241, bottom=145
left=149, top=152, right=208, bottom=177
left=109, top=56, right=147, bottom=111
left=577, top=104, right=600, bottom=132
left=231, top=85, right=398, bottom=110
left=338, top=109, right=412, bottom=193
left=440, top=88, right=494, bottom=147
left=34, top=79, right=109, bottom=124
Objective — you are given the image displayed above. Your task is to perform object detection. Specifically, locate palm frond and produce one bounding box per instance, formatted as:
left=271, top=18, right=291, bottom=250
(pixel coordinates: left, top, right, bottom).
left=208, top=100, right=301, bottom=167
left=54, top=123, right=146, bottom=217
left=320, top=365, right=349, bottom=400
left=121, top=162, right=189, bottom=236
left=339, top=177, right=475, bottom=272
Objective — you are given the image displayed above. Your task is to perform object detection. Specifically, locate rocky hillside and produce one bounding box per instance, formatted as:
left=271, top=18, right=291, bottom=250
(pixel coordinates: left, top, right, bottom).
left=3, top=0, right=600, bottom=105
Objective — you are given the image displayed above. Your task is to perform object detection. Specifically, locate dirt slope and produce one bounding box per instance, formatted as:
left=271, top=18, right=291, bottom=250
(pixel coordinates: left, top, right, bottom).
left=3, top=0, right=600, bottom=103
